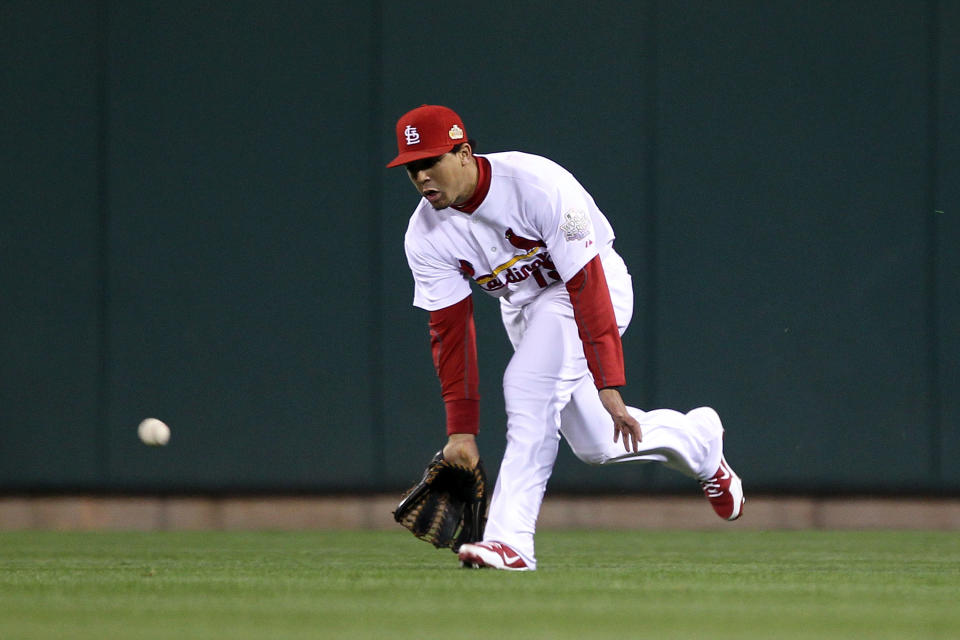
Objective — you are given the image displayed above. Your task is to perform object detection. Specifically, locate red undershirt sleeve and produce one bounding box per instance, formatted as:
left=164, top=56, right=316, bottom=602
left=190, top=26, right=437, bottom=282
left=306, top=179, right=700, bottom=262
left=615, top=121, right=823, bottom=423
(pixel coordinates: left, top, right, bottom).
left=428, top=295, right=480, bottom=435
left=565, top=255, right=626, bottom=389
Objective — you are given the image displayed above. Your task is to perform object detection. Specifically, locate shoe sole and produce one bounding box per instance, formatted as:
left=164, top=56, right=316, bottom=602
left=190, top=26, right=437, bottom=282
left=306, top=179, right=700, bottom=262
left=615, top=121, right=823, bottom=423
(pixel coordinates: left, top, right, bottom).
left=726, top=463, right=745, bottom=521
left=457, top=547, right=532, bottom=572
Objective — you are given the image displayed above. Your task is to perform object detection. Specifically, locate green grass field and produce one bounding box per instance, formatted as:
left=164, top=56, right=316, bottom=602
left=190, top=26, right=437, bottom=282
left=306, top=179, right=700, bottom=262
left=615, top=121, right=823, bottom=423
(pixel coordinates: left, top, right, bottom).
left=1, top=529, right=957, bottom=639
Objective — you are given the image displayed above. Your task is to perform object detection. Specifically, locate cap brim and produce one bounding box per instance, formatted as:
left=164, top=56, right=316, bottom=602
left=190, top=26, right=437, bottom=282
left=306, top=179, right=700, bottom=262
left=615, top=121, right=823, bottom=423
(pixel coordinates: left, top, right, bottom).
left=385, top=145, right=455, bottom=168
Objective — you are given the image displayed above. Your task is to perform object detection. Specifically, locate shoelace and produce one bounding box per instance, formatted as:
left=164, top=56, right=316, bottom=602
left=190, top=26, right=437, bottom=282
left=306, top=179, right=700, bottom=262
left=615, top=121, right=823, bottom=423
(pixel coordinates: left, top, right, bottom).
left=700, top=476, right=724, bottom=498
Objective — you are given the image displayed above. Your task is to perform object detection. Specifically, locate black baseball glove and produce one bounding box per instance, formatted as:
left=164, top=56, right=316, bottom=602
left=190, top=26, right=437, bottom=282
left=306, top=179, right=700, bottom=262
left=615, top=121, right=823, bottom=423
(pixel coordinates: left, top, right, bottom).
left=393, top=451, right=488, bottom=552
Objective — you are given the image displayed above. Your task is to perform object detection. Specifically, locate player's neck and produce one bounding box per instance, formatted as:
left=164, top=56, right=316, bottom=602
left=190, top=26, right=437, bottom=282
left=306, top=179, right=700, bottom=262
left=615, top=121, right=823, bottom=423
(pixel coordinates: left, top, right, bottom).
left=453, top=156, right=490, bottom=214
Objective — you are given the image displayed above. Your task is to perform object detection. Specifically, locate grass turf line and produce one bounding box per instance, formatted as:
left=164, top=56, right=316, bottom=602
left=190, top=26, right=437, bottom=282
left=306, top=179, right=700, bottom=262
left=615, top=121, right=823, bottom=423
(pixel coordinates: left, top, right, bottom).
left=0, top=530, right=957, bottom=639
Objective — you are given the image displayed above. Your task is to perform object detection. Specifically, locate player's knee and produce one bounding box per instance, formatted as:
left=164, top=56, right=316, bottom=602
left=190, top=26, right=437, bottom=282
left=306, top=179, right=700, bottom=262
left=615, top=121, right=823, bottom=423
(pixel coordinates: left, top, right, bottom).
left=568, top=447, right=611, bottom=465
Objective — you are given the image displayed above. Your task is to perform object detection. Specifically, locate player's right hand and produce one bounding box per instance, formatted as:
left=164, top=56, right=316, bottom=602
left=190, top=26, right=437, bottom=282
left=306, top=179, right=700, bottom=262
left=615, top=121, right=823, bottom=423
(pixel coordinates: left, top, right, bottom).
left=443, top=433, right=480, bottom=468
left=599, top=388, right=642, bottom=452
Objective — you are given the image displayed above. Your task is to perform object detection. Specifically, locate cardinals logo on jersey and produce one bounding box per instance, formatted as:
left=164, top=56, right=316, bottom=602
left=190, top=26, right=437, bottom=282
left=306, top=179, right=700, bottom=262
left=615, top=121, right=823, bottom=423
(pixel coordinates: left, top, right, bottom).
left=457, top=229, right=560, bottom=295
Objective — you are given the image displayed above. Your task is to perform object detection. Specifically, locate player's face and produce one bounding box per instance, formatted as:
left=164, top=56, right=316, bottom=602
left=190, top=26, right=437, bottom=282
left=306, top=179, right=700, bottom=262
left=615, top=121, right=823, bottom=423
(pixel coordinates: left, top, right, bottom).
left=405, top=149, right=470, bottom=210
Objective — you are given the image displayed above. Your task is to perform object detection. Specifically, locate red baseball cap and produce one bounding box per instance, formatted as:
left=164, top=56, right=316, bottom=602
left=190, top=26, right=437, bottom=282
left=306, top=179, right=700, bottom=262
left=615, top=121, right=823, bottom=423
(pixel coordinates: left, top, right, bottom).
left=386, top=104, right=469, bottom=168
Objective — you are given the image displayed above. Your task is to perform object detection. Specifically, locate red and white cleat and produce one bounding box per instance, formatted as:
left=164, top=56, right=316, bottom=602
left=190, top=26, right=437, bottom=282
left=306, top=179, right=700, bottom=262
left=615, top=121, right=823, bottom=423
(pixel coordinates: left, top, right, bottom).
left=700, top=456, right=745, bottom=521
left=458, top=541, right=531, bottom=571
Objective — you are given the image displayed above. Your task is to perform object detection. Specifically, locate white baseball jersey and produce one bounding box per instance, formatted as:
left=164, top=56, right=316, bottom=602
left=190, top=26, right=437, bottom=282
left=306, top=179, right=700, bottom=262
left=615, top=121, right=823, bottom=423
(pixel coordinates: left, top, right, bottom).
left=404, top=152, right=616, bottom=311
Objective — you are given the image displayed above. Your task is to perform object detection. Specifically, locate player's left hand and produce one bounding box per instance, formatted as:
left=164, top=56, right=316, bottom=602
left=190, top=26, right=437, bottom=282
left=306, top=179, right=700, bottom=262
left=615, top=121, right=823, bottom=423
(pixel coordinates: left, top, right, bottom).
left=599, top=388, right=642, bottom=452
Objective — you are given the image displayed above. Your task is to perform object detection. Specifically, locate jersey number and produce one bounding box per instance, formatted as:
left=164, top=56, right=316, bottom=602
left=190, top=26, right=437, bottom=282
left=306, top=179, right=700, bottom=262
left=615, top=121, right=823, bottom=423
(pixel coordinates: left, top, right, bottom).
left=532, top=267, right=561, bottom=288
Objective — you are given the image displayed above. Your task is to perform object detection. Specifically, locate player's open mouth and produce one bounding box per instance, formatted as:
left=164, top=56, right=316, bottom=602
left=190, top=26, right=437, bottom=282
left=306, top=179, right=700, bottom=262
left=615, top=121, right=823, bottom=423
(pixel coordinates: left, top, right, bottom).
left=423, top=188, right=441, bottom=203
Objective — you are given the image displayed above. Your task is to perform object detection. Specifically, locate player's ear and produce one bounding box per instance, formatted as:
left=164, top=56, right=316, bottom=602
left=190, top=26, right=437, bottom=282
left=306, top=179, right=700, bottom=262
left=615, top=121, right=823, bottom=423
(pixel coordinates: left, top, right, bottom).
left=456, top=143, right=473, bottom=166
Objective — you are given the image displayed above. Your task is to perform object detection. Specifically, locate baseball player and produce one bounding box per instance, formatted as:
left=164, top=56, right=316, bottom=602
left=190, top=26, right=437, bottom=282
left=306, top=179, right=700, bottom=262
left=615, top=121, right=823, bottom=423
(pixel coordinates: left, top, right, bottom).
left=388, top=105, right=744, bottom=571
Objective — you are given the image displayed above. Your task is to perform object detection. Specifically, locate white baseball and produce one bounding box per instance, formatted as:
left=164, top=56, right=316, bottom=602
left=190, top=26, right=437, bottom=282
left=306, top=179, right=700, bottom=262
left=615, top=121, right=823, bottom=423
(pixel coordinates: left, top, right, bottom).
left=138, top=418, right=171, bottom=446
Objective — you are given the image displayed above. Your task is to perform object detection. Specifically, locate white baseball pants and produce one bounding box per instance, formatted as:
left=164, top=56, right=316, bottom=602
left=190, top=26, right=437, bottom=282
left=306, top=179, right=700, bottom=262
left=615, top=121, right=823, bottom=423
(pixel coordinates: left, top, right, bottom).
left=483, top=250, right=724, bottom=569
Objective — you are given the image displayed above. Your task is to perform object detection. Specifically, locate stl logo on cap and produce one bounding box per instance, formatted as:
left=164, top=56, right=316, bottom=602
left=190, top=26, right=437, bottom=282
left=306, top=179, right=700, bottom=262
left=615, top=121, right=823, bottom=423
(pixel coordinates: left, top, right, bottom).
left=404, top=125, right=421, bottom=146
left=387, top=105, right=468, bottom=168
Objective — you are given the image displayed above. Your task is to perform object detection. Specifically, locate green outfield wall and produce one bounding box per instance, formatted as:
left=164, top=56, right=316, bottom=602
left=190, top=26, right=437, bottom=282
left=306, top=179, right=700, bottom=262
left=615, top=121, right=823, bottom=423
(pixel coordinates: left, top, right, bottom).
left=2, top=1, right=957, bottom=494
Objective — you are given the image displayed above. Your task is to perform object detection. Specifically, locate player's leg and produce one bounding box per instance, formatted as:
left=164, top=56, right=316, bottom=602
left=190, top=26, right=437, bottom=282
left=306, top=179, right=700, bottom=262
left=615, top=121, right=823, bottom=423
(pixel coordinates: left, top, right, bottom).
left=559, top=384, right=744, bottom=520
left=479, top=286, right=586, bottom=569
left=478, top=251, right=633, bottom=567
left=560, top=381, right=722, bottom=478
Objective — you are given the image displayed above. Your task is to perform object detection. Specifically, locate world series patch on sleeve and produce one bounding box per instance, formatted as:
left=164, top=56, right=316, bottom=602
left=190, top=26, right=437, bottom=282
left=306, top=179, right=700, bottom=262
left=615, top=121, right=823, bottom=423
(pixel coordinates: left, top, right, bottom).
left=393, top=451, right=488, bottom=551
